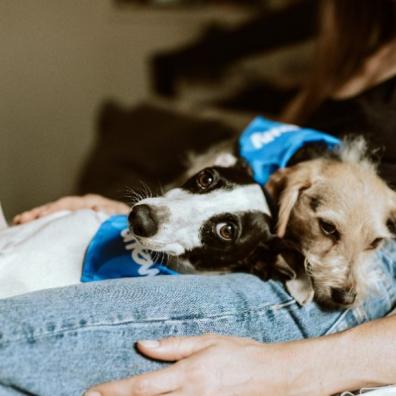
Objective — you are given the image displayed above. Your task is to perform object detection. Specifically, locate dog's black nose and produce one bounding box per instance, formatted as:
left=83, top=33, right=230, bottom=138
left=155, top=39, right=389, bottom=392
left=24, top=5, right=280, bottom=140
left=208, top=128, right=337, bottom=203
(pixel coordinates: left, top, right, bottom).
left=331, top=287, right=357, bottom=306
left=129, top=204, right=158, bottom=237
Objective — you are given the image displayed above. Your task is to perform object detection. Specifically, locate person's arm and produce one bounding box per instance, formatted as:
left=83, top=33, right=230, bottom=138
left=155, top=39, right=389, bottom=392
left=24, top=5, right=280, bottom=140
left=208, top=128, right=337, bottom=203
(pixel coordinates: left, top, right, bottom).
left=13, top=194, right=129, bottom=224
left=289, top=314, right=396, bottom=394
left=85, top=315, right=396, bottom=396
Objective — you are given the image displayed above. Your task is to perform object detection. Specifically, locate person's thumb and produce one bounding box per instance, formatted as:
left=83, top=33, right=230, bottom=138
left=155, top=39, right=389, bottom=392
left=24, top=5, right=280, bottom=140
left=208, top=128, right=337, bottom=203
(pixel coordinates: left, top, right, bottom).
left=137, top=334, right=217, bottom=361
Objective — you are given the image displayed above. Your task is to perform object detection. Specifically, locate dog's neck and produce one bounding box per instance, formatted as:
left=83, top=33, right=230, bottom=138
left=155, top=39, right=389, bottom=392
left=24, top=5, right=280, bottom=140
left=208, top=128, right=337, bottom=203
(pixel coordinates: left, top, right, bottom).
left=287, top=142, right=337, bottom=166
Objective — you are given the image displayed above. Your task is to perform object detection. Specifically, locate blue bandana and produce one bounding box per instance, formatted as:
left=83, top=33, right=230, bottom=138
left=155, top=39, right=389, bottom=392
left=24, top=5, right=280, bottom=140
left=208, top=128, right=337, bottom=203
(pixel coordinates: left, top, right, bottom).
left=81, top=215, right=177, bottom=282
left=239, top=117, right=341, bottom=185
left=82, top=117, right=340, bottom=282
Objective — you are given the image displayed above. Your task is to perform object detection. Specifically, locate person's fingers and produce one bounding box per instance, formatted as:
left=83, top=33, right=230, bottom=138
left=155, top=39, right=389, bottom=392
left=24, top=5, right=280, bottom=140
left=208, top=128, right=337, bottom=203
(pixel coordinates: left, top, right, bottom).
left=74, top=195, right=129, bottom=214
left=12, top=205, right=49, bottom=224
left=85, top=364, right=183, bottom=396
left=12, top=213, right=23, bottom=224
left=12, top=195, right=130, bottom=224
left=13, top=196, right=94, bottom=224
left=91, top=203, right=129, bottom=215
left=57, top=196, right=86, bottom=210
left=137, top=335, right=218, bottom=361
left=13, top=197, right=81, bottom=224
left=113, top=202, right=130, bottom=214
left=18, top=200, right=69, bottom=223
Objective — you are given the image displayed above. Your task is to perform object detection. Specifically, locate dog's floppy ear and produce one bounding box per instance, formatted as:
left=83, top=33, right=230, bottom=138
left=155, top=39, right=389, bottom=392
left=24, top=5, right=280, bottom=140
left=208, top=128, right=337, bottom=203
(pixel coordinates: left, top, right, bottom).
left=266, top=164, right=315, bottom=238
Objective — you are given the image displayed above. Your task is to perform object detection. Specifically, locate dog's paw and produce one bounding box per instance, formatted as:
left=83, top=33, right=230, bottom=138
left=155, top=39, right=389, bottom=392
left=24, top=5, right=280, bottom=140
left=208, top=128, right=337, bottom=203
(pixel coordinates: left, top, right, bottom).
left=286, top=275, right=314, bottom=305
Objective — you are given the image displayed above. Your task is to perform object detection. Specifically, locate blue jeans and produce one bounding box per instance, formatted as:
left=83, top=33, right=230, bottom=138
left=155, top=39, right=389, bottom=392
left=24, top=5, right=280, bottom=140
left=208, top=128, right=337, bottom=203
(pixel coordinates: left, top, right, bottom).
left=1, top=242, right=396, bottom=396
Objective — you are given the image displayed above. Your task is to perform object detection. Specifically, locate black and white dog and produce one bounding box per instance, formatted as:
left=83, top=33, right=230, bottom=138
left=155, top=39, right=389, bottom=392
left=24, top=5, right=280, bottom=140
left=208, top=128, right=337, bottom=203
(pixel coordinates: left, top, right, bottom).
left=129, top=162, right=277, bottom=274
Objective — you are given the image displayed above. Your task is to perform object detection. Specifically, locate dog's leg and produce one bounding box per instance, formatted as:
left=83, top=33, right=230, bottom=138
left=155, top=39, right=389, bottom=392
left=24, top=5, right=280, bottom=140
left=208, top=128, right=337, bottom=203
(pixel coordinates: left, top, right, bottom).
left=286, top=274, right=314, bottom=305
left=274, top=254, right=314, bottom=305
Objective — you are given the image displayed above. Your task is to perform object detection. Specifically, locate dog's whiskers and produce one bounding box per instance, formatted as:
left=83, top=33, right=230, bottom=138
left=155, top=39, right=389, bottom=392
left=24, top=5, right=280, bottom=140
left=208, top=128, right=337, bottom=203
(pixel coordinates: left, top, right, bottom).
left=158, top=251, right=167, bottom=264
left=124, top=186, right=141, bottom=205
left=152, top=251, right=160, bottom=263
left=138, top=180, right=153, bottom=199
left=124, top=183, right=156, bottom=207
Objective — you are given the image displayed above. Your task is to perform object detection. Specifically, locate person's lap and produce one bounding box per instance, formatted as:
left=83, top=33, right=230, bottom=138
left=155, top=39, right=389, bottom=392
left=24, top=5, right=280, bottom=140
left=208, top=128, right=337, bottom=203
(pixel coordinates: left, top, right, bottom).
left=1, top=242, right=396, bottom=396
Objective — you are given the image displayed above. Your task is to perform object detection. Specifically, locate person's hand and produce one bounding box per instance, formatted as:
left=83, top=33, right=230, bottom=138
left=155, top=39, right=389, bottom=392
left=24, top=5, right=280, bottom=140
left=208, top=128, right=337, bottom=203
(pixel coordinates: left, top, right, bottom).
left=13, top=194, right=130, bottom=224
left=85, top=334, right=293, bottom=396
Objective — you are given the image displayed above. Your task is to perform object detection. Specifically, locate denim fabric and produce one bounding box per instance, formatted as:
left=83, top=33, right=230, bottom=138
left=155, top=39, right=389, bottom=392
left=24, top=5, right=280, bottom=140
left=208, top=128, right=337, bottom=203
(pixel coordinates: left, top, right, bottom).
left=0, top=242, right=395, bottom=396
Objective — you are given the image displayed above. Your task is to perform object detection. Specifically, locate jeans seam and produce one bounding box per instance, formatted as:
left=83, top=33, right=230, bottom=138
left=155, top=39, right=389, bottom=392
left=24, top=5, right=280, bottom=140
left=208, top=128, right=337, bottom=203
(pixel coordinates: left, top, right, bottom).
left=1, top=298, right=295, bottom=345
left=323, top=308, right=352, bottom=335
left=270, top=300, right=297, bottom=310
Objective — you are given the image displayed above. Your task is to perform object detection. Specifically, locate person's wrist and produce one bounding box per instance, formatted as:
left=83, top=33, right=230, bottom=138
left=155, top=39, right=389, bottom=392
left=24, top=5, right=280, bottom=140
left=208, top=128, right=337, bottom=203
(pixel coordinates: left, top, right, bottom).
left=278, top=341, right=319, bottom=396
left=339, top=323, right=389, bottom=390
left=285, top=330, right=365, bottom=396
left=255, top=342, right=311, bottom=396
left=272, top=336, right=345, bottom=396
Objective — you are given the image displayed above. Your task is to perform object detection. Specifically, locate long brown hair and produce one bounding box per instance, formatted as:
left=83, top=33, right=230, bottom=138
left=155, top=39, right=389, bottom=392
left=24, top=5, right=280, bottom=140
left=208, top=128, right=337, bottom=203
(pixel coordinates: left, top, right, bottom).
left=287, top=0, right=396, bottom=123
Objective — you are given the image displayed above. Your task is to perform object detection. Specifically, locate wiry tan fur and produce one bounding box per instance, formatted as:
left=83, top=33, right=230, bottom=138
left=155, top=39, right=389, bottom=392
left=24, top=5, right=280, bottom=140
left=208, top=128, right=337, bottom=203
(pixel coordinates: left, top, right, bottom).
left=268, top=137, right=396, bottom=307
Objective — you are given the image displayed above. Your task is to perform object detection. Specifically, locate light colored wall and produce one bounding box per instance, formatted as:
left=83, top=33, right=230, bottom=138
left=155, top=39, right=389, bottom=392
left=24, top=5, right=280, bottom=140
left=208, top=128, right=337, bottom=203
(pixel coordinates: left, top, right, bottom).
left=0, top=1, right=246, bottom=219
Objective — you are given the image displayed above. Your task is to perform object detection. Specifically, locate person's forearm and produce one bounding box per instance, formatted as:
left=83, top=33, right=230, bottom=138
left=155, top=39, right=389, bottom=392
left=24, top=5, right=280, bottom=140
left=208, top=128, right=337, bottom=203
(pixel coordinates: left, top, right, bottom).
left=284, top=315, right=396, bottom=395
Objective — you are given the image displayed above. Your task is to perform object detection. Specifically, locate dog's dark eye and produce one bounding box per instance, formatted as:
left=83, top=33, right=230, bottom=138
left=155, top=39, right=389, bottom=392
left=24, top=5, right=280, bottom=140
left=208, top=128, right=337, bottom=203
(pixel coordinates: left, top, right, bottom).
left=319, top=219, right=339, bottom=239
left=215, top=222, right=237, bottom=241
left=367, top=237, right=384, bottom=250
left=196, top=170, right=215, bottom=190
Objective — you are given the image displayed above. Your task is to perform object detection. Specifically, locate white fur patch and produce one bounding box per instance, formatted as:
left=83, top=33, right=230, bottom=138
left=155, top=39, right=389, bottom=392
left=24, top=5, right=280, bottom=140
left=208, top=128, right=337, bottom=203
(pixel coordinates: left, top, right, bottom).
left=213, top=153, right=238, bottom=167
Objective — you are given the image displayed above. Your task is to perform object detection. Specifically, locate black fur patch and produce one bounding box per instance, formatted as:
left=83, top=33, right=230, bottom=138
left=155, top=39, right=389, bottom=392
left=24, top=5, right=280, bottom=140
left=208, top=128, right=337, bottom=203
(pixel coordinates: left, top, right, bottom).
left=182, top=165, right=255, bottom=194
left=181, top=211, right=275, bottom=273
left=287, top=142, right=338, bottom=166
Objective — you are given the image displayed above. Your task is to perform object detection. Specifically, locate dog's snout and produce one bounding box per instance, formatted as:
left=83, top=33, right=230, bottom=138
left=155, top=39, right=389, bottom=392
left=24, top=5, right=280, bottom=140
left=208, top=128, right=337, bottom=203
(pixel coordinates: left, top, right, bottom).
left=330, top=287, right=357, bottom=306
left=129, top=204, right=158, bottom=237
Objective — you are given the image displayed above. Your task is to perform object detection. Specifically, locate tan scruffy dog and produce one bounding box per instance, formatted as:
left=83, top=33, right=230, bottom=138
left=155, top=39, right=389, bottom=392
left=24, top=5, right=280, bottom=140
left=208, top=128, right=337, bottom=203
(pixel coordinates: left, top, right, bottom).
left=268, top=137, right=396, bottom=308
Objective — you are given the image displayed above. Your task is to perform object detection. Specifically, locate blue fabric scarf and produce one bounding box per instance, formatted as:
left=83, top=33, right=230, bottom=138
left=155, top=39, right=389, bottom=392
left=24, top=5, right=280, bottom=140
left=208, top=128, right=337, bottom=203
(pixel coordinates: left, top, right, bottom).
left=81, top=215, right=177, bottom=282
left=239, top=117, right=340, bottom=185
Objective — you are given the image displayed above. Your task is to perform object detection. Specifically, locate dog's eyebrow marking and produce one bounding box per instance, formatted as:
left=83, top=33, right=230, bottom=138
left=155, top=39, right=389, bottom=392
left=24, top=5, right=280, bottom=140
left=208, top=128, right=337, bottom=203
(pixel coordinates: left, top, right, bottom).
left=309, top=196, right=322, bottom=212
left=315, top=210, right=344, bottom=225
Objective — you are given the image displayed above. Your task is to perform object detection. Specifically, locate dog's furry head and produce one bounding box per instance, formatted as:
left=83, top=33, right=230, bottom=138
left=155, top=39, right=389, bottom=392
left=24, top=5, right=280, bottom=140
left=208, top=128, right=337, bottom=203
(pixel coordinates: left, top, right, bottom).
left=268, top=137, right=396, bottom=307
left=129, top=163, right=276, bottom=273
